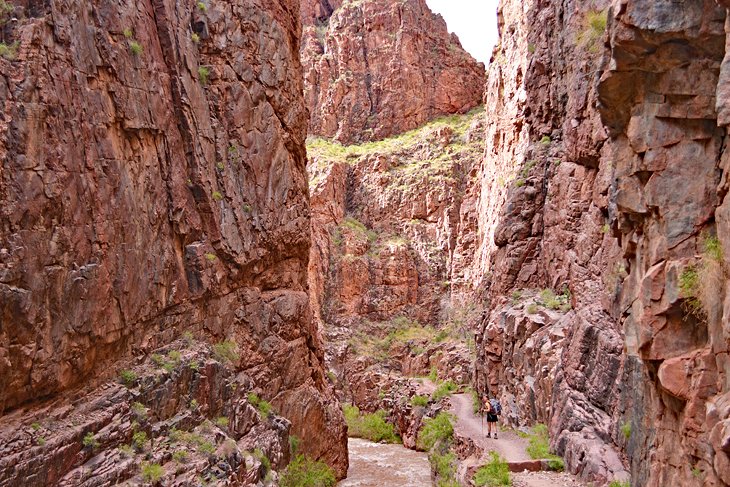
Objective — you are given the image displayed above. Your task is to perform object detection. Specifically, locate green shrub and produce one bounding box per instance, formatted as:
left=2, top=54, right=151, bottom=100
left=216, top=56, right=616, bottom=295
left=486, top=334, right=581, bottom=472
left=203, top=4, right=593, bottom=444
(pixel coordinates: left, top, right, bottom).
left=119, top=444, right=135, bottom=457
left=253, top=448, right=271, bottom=473
left=123, top=28, right=133, bottom=38
left=540, top=136, right=551, bottom=145
left=215, top=416, right=229, bottom=427
left=83, top=432, right=99, bottom=450
left=199, top=441, right=215, bottom=454
left=128, top=41, right=143, bottom=56
left=434, top=329, right=449, bottom=343
left=198, top=66, right=210, bottom=85
left=608, top=482, right=630, bottom=487
left=211, top=190, right=223, bottom=200
left=172, top=450, right=188, bottom=463
left=151, top=353, right=165, bottom=366
left=31, top=422, right=41, bottom=431
left=131, top=402, right=147, bottom=420
left=417, top=412, right=454, bottom=451
left=679, top=233, right=725, bottom=319
left=578, top=9, right=608, bottom=52
left=168, top=350, right=181, bottom=362
left=280, top=454, right=337, bottom=487
left=621, top=421, right=631, bottom=440
left=120, top=369, right=138, bottom=386
left=247, top=392, right=273, bottom=418
left=289, top=435, right=301, bottom=455
left=191, top=32, right=200, bottom=44
left=0, top=41, right=18, bottom=60
left=431, top=380, right=457, bottom=401
left=141, top=462, right=164, bottom=483
left=430, top=451, right=457, bottom=482
left=526, top=303, right=539, bottom=314
left=132, top=430, right=148, bottom=451
left=189, top=399, right=199, bottom=410
left=411, top=395, right=429, bottom=407
left=37, top=436, right=46, bottom=446
left=214, top=340, right=239, bottom=364
left=343, top=404, right=399, bottom=443
left=189, top=360, right=200, bottom=371
left=196, top=1, right=207, bottom=11
left=474, top=451, right=511, bottom=486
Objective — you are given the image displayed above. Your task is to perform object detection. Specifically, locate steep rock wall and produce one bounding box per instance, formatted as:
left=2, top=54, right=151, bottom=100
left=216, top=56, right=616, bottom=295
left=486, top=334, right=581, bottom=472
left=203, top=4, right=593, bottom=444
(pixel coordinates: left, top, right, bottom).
left=0, top=0, right=346, bottom=477
left=474, top=0, right=730, bottom=486
left=300, top=0, right=485, bottom=143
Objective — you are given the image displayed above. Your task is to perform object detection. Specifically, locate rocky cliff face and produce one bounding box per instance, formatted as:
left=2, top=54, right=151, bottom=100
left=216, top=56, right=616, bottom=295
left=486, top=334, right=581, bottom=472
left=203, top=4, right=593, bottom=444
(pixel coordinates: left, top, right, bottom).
left=0, top=0, right=346, bottom=482
left=307, top=109, right=483, bottom=403
left=473, top=0, right=730, bottom=486
left=300, top=0, right=485, bottom=143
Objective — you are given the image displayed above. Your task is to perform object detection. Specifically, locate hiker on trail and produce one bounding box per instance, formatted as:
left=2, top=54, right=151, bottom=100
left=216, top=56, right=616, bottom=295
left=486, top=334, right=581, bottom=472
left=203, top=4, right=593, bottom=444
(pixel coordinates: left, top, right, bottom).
left=483, top=394, right=501, bottom=439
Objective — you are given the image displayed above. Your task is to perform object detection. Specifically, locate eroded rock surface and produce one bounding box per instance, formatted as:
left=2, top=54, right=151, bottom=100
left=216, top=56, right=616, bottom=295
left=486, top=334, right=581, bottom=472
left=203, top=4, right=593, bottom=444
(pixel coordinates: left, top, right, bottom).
left=300, top=0, right=485, bottom=143
left=472, top=0, right=730, bottom=486
left=0, top=0, right=346, bottom=480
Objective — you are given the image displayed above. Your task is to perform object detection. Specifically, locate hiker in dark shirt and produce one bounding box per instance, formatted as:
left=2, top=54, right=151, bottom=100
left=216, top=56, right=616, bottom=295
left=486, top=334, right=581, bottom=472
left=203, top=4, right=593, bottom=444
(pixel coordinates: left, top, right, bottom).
left=483, top=394, right=501, bottom=439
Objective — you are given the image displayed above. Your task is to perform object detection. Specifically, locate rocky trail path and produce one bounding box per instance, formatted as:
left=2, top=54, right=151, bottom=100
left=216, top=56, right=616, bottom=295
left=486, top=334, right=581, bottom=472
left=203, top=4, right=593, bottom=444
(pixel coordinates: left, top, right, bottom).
left=448, top=393, right=586, bottom=487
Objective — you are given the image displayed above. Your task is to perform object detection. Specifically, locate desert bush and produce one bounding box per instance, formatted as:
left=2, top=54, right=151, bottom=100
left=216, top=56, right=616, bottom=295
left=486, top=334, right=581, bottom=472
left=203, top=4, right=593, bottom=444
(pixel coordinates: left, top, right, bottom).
left=280, top=454, right=336, bottom=487
left=141, top=462, right=163, bottom=483
left=417, top=412, right=454, bottom=451
left=343, top=404, right=399, bottom=443
left=214, top=340, right=239, bottom=364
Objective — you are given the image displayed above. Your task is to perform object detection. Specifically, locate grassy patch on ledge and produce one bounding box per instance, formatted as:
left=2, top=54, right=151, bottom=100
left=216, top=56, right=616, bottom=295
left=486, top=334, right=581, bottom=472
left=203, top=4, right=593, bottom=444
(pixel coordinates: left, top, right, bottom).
left=307, top=105, right=484, bottom=164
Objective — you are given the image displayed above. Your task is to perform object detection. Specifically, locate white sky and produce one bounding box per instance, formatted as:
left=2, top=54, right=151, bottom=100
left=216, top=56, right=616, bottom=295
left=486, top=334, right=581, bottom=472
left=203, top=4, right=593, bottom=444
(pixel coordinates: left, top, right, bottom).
left=425, top=0, right=500, bottom=65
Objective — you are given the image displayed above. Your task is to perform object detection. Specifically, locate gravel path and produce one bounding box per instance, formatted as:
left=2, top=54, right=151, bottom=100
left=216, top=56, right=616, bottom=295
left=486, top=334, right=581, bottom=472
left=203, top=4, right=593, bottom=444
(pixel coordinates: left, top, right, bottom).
left=448, top=393, right=586, bottom=487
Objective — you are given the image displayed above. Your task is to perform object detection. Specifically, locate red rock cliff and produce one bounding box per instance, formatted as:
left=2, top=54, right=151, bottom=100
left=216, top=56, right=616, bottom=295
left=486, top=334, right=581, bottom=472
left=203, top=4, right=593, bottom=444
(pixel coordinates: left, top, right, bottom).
left=0, top=0, right=346, bottom=480
left=300, top=0, right=486, bottom=143
left=473, top=0, right=730, bottom=486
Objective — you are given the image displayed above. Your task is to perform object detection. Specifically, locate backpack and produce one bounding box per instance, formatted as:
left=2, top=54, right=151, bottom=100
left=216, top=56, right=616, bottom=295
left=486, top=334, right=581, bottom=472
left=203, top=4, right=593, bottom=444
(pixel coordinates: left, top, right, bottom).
left=489, top=399, right=502, bottom=415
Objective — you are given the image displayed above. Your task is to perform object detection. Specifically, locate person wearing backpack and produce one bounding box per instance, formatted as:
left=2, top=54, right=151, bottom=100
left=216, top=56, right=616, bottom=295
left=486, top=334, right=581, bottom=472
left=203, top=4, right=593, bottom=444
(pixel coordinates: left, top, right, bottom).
left=483, top=394, right=502, bottom=439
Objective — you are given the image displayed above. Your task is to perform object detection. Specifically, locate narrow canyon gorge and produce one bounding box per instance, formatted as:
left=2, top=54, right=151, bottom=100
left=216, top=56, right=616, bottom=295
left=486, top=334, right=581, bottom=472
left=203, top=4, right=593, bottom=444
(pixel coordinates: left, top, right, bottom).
left=1, top=0, right=730, bottom=486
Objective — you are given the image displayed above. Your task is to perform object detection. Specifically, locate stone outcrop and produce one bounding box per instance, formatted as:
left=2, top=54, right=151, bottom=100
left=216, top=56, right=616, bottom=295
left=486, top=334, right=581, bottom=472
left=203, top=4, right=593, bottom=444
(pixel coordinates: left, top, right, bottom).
left=0, top=339, right=292, bottom=487
left=472, top=0, right=730, bottom=486
left=300, top=0, right=485, bottom=143
left=0, top=0, right=346, bottom=480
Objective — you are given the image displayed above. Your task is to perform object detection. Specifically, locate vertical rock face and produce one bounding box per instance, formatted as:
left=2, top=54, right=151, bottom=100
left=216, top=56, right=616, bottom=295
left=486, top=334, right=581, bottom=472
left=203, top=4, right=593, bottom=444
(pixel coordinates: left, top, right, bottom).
left=300, top=0, right=486, bottom=143
left=474, top=0, right=730, bottom=485
left=0, top=0, right=346, bottom=479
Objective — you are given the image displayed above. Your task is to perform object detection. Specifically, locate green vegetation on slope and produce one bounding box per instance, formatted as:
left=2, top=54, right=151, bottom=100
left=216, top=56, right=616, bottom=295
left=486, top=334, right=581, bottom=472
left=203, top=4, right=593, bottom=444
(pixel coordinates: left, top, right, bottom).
left=307, top=106, right=484, bottom=189
left=343, top=404, right=400, bottom=443
left=473, top=451, right=511, bottom=486
left=524, top=424, right=564, bottom=471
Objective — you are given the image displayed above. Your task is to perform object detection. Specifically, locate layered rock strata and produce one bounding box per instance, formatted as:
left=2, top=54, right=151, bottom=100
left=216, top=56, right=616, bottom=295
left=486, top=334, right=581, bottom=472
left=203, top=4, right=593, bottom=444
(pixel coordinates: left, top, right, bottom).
left=300, top=0, right=486, bottom=143
left=0, top=0, right=346, bottom=479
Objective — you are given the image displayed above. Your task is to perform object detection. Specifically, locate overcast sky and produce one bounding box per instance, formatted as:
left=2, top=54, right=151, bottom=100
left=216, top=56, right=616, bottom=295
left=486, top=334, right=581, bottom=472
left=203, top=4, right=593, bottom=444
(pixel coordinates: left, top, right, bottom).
left=425, top=0, right=499, bottom=65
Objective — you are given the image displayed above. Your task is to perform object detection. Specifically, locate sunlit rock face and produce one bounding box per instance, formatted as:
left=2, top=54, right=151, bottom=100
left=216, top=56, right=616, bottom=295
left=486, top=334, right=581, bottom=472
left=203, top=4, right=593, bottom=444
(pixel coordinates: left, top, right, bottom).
left=300, top=0, right=486, bottom=144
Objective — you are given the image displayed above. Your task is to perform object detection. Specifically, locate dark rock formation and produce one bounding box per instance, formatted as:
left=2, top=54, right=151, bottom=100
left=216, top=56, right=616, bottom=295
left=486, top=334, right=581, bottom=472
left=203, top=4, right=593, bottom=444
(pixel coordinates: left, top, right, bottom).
left=472, top=0, right=730, bottom=485
left=0, top=0, right=347, bottom=480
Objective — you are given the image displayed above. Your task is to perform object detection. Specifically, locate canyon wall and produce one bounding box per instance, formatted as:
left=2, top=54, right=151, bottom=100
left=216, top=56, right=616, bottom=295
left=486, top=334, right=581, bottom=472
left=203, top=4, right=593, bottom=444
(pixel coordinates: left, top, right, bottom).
left=302, top=0, right=487, bottom=401
left=474, top=0, right=730, bottom=486
left=301, top=0, right=485, bottom=143
left=0, top=0, right=346, bottom=481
